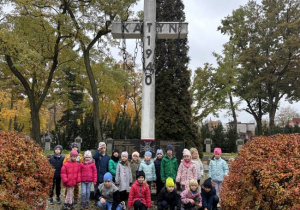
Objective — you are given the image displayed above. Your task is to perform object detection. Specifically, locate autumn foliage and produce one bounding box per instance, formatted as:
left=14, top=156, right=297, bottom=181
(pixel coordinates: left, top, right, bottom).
left=221, top=134, right=300, bottom=210
left=0, top=131, right=54, bottom=209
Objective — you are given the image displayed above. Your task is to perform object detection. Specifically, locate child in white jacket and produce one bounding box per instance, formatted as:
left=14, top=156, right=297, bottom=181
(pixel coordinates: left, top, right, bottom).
left=190, top=147, right=204, bottom=185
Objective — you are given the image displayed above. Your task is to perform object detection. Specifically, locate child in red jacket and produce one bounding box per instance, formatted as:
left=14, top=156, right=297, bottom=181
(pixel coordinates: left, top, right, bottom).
left=128, top=171, right=151, bottom=210
left=80, top=150, right=97, bottom=209
left=61, top=149, right=81, bottom=209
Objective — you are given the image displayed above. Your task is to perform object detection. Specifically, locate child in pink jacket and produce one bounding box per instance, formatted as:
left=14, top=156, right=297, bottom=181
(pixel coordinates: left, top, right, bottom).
left=176, top=149, right=197, bottom=190
left=180, top=179, right=202, bottom=209
left=61, top=149, right=81, bottom=209
left=80, top=150, right=97, bottom=209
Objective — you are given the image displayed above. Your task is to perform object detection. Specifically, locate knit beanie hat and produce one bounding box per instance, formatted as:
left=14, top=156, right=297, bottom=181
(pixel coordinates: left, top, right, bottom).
left=214, top=148, right=222, bottom=155
left=166, top=177, right=175, bottom=188
left=54, top=145, right=63, bottom=153
left=112, top=148, right=119, bottom=154
left=156, top=149, right=163, bottom=155
left=71, top=142, right=78, bottom=148
left=132, top=151, right=140, bottom=157
left=166, top=145, right=174, bottom=152
left=183, top=148, right=191, bottom=157
left=203, top=178, right=212, bottom=189
left=84, top=150, right=92, bottom=158
left=98, top=142, right=106, bottom=148
left=145, top=151, right=152, bottom=158
left=136, top=170, right=145, bottom=179
left=70, top=149, right=78, bottom=156
left=121, top=151, right=128, bottom=157
left=104, top=172, right=113, bottom=182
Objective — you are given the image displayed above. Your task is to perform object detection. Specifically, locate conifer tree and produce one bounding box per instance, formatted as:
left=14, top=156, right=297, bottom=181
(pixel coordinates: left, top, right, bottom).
left=155, top=0, right=202, bottom=155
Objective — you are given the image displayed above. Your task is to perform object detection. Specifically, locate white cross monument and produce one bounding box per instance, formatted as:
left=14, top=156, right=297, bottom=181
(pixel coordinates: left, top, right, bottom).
left=112, top=0, right=188, bottom=151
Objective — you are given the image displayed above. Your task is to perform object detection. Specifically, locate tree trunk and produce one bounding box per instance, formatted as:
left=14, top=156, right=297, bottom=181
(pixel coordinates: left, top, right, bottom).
left=245, top=99, right=263, bottom=136
left=29, top=99, right=42, bottom=146
left=83, top=51, right=102, bottom=142
left=228, top=91, right=237, bottom=132
left=269, top=106, right=276, bottom=135
left=8, top=92, right=14, bottom=131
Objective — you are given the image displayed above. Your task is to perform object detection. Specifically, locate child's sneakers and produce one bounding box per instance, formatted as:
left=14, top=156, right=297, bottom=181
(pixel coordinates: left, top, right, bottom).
left=120, top=201, right=126, bottom=209
left=56, top=197, right=61, bottom=204
left=49, top=197, right=54, bottom=205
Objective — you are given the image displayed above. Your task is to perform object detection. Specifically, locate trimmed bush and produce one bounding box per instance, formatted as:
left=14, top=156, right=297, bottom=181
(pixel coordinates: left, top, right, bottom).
left=0, top=131, right=54, bottom=209
left=221, top=134, right=300, bottom=210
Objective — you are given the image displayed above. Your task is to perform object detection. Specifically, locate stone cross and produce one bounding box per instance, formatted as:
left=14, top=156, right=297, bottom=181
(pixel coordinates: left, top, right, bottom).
left=112, top=0, right=188, bottom=144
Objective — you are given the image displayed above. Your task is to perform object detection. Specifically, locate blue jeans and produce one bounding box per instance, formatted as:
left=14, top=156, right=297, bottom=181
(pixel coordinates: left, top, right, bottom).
left=97, top=200, right=122, bottom=210
left=81, top=182, right=92, bottom=202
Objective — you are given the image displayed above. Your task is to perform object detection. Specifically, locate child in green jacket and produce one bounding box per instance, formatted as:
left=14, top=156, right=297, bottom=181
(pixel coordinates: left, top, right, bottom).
left=160, top=145, right=178, bottom=184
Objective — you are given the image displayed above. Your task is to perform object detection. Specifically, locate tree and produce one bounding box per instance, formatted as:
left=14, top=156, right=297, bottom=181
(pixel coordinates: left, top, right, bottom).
left=155, top=0, right=202, bottom=153
left=62, top=0, right=138, bottom=142
left=0, top=1, right=72, bottom=145
left=219, top=0, right=300, bottom=135
left=275, top=105, right=300, bottom=127
left=191, top=63, right=227, bottom=122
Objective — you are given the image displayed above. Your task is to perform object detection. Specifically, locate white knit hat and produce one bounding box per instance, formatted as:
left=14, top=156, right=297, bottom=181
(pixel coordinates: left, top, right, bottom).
left=183, top=148, right=191, bottom=157
left=84, top=150, right=92, bottom=158
left=121, top=151, right=128, bottom=157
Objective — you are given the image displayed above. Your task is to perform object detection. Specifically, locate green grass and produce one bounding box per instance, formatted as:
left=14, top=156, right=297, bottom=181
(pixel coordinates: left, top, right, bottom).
left=44, top=150, right=84, bottom=156
left=203, top=152, right=238, bottom=157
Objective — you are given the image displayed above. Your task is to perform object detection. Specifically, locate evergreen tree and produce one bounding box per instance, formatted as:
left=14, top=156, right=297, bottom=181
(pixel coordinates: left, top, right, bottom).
left=155, top=0, right=202, bottom=155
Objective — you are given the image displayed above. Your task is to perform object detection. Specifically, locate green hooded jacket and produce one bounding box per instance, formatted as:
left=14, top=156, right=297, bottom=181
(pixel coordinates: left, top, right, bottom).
left=160, top=154, right=178, bottom=181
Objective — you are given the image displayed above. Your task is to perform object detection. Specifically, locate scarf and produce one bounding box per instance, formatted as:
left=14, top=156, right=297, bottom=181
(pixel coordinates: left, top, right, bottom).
left=191, top=189, right=197, bottom=194
left=111, top=155, right=119, bottom=163
left=182, top=159, right=193, bottom=168
left=84, top=159, right=93, bottom=164
left=144, top=160, right=151, bottom=165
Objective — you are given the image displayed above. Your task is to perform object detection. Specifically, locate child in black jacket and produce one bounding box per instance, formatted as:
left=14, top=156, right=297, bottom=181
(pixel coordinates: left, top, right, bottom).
left=154, top=149, right=164, bottom=196
left=157, top=177, right=181, bottom=210
left=49, top=145, right=64, bottom=205
left=200, top=178, right=219, bottom=210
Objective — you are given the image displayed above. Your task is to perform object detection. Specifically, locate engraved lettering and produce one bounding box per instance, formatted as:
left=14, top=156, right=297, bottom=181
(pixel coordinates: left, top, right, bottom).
left=169, top=23, right=177, bottom=33
left=147, top=23, right=152, bottom=33
left=133, top=23, right=141, bottom=33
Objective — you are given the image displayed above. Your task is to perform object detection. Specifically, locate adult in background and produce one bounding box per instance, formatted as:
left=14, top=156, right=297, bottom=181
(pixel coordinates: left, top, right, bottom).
left=93, top=142, right=110, bottom=202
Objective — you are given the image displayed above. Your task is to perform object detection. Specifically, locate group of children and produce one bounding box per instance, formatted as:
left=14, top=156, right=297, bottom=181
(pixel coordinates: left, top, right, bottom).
left=49, top=142, right=229, bottom=210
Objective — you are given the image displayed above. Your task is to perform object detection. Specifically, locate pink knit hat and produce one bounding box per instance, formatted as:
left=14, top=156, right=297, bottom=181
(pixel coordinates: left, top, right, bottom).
left=183, top=148, right=191, bottom=157
left=70, top=149, right=78, bottom=156
left=214, top=148, right=222, bottom=155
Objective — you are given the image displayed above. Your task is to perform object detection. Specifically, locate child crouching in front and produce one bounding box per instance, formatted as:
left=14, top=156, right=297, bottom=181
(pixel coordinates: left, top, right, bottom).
left=128, top=171, right=151, bottom=210
left=97, top=172, right=125, bottom=210
left=61, top=149, right=81, bottom=210
left=157, top=177, right=181, bottom=210
left=180, top=179, right=202, bottom=210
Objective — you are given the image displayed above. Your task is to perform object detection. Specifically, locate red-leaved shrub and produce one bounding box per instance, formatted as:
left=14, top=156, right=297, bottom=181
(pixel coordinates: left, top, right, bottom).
left=0, top=131, right=54, bottom=209
left=220, top=134, right=300, bottom=210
